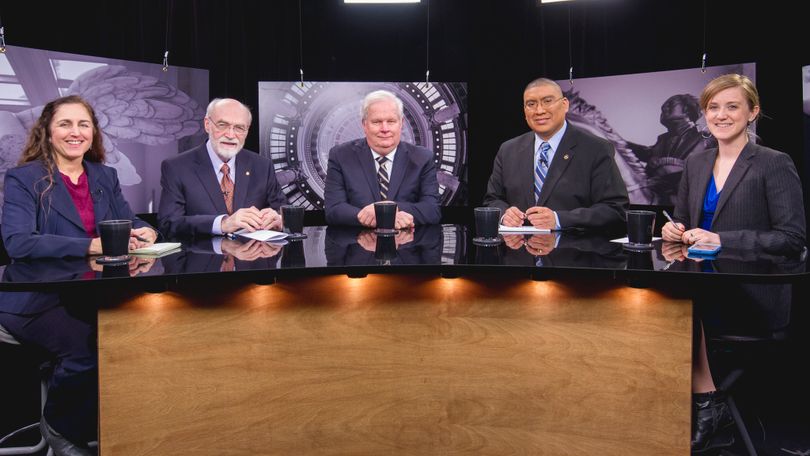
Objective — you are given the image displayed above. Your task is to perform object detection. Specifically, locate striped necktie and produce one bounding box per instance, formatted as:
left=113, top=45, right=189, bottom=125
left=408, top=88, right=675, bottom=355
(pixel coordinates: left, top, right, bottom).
left=534, top=142, right=550, bottom=203
left=376, top=156, right=390, bottom=200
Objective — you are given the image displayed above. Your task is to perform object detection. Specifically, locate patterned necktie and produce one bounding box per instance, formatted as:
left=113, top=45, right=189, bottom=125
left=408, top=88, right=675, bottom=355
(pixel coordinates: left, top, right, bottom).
left=376, top=156, right=390, bottom=200
left=220, top=163, right=234, bottom=215
left=534, top=142, right=550, bottom=203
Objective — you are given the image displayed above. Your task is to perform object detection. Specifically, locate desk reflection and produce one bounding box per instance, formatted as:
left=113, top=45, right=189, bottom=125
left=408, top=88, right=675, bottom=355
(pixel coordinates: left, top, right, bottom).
left=325, top=224, right=443, bottom=266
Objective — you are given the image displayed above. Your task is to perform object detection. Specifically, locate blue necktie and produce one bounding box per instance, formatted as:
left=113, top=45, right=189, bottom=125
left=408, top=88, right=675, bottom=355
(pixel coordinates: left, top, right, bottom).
left=534, top=142, right=550, bottom=203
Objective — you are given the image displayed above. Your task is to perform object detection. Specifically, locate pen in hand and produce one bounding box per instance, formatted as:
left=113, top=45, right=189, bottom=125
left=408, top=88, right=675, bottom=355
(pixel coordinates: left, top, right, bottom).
left=662, top=210, right=684, bottom=231
left=132, top=234, right=149, bottom=243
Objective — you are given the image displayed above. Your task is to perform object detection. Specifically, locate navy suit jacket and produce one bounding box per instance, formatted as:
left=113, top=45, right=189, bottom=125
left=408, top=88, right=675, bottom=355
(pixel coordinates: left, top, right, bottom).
left=2, top=160, right=150, bottom=259
left=1, top=160, right=149, bottom=315
left=158, top=144, right=288, bottom=239
left=323, top=139, right=441, bottom=226
left=484, top=124, right=629, bottom=230
left=672, top=142, right=806, bottom=255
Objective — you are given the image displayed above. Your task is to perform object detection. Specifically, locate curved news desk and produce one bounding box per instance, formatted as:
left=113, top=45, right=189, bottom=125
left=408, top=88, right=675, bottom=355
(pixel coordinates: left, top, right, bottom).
left=2, top=225, right=805, bottom=455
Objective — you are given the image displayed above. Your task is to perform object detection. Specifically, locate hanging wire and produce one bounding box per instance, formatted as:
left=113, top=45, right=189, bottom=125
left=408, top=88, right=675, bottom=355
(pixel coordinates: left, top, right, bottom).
left=298, top=0, right=305, bottom=87
left=0, top=12, right=7, bottom=53
left=700, top=0, right=707, bottom=73
left=162, top=0, right=174, bottom=71
left=425, top=0, right=430, bottom=83
left=567, top=4, right=573, bottom=86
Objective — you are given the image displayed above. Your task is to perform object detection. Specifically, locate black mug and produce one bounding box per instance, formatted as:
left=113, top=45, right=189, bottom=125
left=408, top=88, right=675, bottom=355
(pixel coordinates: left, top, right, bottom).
left=626, top=210, right=656, bottom=249
left=281, top=205, right=306, bottom=240
left=97, top=219, right=132, bottom=264
left=374, top=201, right=398, bottom=236
left=473, top=207, right=502, bottom=245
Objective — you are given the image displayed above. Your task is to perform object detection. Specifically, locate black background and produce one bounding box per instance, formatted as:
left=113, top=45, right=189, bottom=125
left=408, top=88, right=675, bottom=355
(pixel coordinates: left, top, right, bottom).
left=2, top=0, right=808, bottom=213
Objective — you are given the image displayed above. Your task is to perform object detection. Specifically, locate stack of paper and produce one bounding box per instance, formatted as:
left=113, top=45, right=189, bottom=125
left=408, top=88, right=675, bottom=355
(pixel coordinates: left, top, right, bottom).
left=131, top=242, right=182, bottom=257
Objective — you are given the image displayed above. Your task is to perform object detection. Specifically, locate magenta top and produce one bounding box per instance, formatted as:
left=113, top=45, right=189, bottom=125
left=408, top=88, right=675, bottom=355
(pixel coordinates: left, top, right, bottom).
left=60, top=172, right=97, bottom=238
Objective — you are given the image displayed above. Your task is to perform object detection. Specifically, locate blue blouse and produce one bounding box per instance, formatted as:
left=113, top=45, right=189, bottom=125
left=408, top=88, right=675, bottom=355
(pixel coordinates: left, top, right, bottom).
left=700, top=175, right=720, bottom=231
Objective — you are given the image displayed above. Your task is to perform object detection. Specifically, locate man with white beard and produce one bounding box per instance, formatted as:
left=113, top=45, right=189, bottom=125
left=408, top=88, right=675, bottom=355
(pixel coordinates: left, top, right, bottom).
left=158, top=98, right=287, bottom=239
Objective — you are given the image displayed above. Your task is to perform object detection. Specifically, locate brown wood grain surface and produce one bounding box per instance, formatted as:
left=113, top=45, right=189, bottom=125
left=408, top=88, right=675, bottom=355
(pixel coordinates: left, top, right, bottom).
left=99, top=274, right=691, bottom=455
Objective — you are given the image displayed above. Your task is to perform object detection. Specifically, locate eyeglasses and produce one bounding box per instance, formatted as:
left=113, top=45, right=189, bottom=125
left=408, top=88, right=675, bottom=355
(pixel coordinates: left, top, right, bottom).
left=207, top=117, right=249, bottom=136
left=524, top=97, right=564, bottom=111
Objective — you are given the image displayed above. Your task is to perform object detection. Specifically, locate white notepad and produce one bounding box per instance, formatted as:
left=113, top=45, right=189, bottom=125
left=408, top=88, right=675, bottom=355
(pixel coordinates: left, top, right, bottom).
left=130, top=242, right=182, bottom=256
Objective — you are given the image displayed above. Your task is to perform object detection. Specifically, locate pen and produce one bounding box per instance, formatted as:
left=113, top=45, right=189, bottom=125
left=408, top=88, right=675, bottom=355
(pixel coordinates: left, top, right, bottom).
left=662, top=210, right=676, bottom=225
left=133, top=235, right=149, bottom=242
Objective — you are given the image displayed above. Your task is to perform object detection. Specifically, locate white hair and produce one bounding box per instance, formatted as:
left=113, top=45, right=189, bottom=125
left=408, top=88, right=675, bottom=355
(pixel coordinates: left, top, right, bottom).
left=361, top=90, right=404, bottom=121
left=206, top=98, right=253, bottom=124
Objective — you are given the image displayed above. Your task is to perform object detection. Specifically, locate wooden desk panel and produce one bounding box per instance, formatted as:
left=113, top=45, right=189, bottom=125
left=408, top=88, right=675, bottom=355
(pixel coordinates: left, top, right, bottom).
left=99, top=274, right=691, bottom=455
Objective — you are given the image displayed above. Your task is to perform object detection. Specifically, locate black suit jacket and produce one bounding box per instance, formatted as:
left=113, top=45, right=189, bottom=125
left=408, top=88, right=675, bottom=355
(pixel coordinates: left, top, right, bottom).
left=484, top=123, right=629, bottom=230
left=672, top=142, right=806, bottom=255
left=158, top=144, right=288, bottom=239
left=323, top=139, right=441, bottom=226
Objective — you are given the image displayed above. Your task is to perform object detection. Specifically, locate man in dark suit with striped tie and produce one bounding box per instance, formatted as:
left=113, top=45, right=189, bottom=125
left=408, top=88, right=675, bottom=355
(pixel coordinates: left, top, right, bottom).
left=323, top=90, right=441, bottom=228
left=484, top=78, right=628, bottom=231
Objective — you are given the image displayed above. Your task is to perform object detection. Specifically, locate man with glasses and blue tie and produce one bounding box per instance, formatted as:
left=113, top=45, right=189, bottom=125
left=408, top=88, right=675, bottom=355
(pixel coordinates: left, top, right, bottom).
left=158, top=98, right=287, bottom=239
left=484, top=78, right=628, bottom=231
left=324, top=90, right=441, bottom=229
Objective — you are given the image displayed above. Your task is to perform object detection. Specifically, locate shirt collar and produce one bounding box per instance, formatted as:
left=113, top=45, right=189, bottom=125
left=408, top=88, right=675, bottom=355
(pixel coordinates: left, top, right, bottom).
left=534, top=120, right=567, bottom=155
left=370, top=146, right=397, bottom=164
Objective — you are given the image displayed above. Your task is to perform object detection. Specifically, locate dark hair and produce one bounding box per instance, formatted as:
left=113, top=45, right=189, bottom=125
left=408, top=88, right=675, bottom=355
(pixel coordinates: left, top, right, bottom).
left=524, top=77, right=563, bottom=96
left=18, top=95, right=105, bottom=197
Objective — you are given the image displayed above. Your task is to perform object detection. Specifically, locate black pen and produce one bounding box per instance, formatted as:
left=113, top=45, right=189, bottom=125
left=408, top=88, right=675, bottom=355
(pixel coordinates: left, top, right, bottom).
left=133, top=234, right=149, bottom=242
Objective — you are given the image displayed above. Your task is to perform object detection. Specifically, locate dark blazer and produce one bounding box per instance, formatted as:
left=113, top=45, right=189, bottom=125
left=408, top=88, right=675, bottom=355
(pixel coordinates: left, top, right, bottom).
left=323, top=139, right=441, bottom=226
left=2, top=160, right=150, bottom=259
left=672, top=142, right=806, bottom=255
left=484, top=124, right=629, bottom=230
left=158, top=143, right=288, bottom=239
left=2, top=160, right=149, bottom=316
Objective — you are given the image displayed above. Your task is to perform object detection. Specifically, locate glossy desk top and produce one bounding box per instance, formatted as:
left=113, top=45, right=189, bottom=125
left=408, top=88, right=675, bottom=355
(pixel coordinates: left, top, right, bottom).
left=1, top=224, right=806, bottom=291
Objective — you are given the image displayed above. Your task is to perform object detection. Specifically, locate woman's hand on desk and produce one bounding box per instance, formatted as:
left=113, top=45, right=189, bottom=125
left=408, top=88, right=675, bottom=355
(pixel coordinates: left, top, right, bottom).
left=662, top=221, right=686, bottom=242
left=681, top=228, right=721, bottom=246
left=130, top=227, right=157, bottom=250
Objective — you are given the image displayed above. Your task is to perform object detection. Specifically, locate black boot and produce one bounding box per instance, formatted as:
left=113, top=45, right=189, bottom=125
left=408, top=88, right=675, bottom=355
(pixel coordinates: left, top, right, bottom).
left=691, top=391, right=735, bottom=453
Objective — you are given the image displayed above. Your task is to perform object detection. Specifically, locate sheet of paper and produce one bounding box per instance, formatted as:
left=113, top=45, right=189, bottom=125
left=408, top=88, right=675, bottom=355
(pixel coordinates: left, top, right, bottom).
left=610, top=237, right=662, bottom=243
left=498, top=225, right=552, bottom=234
left=235, top=229, right=288, bottom=242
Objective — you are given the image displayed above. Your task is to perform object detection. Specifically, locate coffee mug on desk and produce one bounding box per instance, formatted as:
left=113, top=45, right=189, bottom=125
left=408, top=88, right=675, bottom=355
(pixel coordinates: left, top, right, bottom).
left=374, top=201, right=398, bottom=236
left=96, top=219, right=132, bottom=264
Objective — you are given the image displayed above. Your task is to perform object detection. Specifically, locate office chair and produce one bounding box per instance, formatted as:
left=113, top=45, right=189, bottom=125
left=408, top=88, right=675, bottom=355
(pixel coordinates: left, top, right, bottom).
left=0, top=324, right=49, bottom=455
left=707, top=250, right=804, bottom=456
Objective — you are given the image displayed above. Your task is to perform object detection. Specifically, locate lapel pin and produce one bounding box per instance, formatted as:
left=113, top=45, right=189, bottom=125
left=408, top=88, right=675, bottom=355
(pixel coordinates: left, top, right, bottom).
left=245, top=171, right=250, bottom=176
left=563, top=154, right=569, bottom=160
